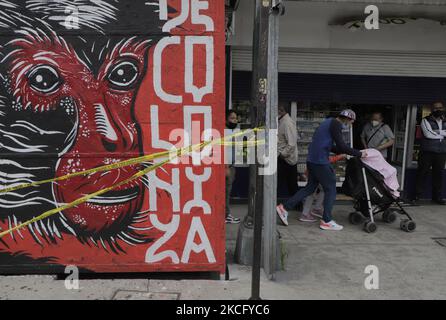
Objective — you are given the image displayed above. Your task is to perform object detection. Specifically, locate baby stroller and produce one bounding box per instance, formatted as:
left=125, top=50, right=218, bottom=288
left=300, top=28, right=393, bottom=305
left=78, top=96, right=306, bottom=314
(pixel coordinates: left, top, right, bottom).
left=342, top=157, right=416, bottom=233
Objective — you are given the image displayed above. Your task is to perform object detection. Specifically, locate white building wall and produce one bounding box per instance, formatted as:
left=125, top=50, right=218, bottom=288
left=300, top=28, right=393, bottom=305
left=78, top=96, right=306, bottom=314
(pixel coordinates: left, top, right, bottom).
left=229, top=1, right=446, bottom=51
left=228, top=1, right=446, bottom=77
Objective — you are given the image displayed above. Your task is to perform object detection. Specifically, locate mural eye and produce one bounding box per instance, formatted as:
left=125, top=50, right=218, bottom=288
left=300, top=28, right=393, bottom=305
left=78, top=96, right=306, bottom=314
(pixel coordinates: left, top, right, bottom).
left=107, top=60, right=139, bottom=89
left=28, top=65, right=62, bottom=94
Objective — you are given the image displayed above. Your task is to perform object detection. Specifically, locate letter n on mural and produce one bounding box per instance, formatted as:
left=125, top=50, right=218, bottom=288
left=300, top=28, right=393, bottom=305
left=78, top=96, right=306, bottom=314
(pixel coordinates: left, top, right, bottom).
left=0, top=0, right=225, bottom=274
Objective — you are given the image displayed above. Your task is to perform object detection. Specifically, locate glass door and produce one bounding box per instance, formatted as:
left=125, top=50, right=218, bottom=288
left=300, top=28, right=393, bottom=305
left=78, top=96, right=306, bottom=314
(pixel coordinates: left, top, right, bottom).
left=392, top=105, right=417, bottom=192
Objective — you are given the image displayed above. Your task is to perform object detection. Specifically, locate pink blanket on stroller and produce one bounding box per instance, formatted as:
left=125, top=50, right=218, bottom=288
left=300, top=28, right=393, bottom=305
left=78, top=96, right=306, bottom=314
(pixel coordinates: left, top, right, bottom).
left=361, top=149, right=400, bottom=198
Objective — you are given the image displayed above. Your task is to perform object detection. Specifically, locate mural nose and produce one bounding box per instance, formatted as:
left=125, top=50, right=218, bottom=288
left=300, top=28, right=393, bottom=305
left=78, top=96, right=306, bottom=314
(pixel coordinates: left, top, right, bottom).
left=94, top=104, right=119, bottom=143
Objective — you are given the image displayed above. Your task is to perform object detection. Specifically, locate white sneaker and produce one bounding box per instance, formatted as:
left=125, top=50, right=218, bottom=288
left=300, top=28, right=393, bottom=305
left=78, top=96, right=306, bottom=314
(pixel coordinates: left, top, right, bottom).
left=320, top=220, right=343, bottom=231
left=276, top=204, right=289, bottom=226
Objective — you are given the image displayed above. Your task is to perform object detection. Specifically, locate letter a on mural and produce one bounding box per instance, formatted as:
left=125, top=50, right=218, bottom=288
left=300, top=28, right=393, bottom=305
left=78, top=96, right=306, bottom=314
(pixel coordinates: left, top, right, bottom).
left=0, top=0, right=225, bottom=274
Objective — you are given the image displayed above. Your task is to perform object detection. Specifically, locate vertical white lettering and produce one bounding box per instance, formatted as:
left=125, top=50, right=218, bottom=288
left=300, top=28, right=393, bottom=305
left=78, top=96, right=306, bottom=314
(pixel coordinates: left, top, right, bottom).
left=154, top=36, right=183, bottom=103
left=158, top=0, right=169, bottom=20
left=150, top=105, right=178, bottom=164
left=145, top=214, right=181, bottom=263
left=185, top=36, right=214, bottom=103
left=191, top=0, right=214, bottom=31
left=183, top=167, right=211, bottom=214
left=147, top=169, right=181, bottom=212
left=162, top=0, right=190, bottom=32
left=181, top=216, right=216, bottom=263
left=183, top=106, right=213, bottom=165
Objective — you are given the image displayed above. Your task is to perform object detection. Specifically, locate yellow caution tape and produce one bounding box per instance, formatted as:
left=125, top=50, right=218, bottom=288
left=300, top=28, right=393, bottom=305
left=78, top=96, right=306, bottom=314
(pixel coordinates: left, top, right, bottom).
left=0, top=160, right=170, bottom=238
left=0, top=127, right=264, bottom=195
left=0, top=127, right=265, bottom=238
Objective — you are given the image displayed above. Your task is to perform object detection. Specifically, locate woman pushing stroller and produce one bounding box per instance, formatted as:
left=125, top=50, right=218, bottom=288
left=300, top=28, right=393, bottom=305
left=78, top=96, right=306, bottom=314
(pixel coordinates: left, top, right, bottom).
left=276, top=109, right=368, bottom=231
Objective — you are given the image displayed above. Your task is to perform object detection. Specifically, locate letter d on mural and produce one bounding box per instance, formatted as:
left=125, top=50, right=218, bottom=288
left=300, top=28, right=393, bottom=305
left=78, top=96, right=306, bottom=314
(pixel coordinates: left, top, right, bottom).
left=0, top=0, right=226, bottom=275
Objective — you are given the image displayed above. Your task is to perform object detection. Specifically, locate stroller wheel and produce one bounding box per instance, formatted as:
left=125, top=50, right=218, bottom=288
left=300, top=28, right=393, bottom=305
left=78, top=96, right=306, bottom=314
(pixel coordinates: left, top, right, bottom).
left=400, top=219, right=416, bottom=233
left=364, top=221, right=377, bottom=233
left=349, top=212, right=363, bottom=225
left=382, top=209, right=397, bottom=224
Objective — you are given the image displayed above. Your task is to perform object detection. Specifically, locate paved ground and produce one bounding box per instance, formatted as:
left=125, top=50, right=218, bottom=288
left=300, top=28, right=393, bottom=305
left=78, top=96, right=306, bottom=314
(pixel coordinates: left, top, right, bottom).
left=1, top=203, right=445, bottom=300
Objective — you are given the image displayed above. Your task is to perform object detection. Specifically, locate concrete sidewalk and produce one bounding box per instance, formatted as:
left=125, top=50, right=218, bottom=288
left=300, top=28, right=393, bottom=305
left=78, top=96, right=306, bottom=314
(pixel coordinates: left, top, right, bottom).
left=1, top=203, right=445, bottom=300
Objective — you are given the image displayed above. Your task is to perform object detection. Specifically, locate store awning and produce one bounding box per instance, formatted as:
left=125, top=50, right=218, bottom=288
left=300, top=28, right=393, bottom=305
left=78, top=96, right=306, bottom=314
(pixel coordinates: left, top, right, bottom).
left=232, top=71, right=446, bottom=104
left=290, top=0, right=446, bottom=5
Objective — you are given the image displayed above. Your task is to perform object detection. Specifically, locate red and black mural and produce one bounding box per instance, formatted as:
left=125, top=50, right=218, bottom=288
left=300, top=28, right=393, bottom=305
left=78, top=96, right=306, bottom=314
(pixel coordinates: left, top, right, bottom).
left=0, top=0, right=225, bottom=274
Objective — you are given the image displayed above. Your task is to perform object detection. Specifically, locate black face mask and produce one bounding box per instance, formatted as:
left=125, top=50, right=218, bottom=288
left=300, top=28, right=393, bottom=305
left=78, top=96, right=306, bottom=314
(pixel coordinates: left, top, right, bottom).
left=226, top=122, right=237, bottom=129
left=432, top=110, right=445, bottom=118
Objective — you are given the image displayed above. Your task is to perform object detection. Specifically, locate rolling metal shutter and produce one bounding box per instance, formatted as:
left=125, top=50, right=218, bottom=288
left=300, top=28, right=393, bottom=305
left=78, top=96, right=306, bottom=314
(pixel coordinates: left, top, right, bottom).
left=231, top=47, right=446, bottom=104
left=232, top=47, right=446, bottom=78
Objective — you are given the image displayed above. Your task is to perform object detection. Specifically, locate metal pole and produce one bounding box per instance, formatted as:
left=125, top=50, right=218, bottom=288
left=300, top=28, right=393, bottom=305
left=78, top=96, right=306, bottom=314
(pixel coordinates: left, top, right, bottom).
left=400, top=105, right=411, bottom=192
left=249, top=0, right=284, bottom=300
left=249, top=0, right=269, bottom=301
left=263, top=0, right=281, bottom=280
left=244, top=0, right=261, bottom=230
left=362, top=167, right=375, bottom=223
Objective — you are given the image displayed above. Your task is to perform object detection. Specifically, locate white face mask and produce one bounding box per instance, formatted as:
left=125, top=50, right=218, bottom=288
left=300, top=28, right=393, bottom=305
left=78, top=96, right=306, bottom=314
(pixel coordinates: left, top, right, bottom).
left=371, top=120, right=380, bottom=127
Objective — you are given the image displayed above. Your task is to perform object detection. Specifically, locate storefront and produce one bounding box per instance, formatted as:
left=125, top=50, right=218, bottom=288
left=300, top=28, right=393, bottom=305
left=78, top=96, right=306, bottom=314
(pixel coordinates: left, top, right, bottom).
left=226, top=0, right=446, bottom=200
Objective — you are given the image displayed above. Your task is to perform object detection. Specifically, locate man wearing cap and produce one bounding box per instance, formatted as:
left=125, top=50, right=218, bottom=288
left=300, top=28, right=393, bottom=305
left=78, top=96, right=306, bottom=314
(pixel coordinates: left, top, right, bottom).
left=276, top=109, right=367, bottom=231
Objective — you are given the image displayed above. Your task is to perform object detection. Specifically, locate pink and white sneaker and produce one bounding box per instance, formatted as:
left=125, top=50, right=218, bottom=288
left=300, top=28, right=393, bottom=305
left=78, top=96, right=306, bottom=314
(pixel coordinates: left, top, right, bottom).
left=299, top=214, right=318, bottom=223
left=276, top=204, right=289, bottom=226
left=320, top=220, right=344, bottom=231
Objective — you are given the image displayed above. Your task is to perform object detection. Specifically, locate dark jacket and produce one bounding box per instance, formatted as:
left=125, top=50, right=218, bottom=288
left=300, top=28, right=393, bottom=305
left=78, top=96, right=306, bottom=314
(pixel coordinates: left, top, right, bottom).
left=308, top=118, right=361, bottom=165
left=420, top=115, right=446, bottom=154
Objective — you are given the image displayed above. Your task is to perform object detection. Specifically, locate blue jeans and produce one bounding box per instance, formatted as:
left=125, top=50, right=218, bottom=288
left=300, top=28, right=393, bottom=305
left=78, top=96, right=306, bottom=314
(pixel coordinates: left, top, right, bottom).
left=284, top=162, right=337, bottom=222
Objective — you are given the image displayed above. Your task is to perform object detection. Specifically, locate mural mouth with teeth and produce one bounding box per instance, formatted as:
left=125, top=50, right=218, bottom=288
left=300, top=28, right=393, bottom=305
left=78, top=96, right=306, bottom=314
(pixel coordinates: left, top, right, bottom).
left=52, top=162, right=148, bottom=247
left=86, top=186, right=141, bottom=205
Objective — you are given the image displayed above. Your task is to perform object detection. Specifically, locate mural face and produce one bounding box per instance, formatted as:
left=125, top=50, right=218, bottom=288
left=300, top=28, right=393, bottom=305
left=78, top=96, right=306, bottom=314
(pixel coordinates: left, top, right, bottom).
left=0, top=0, right=225, bottom=273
